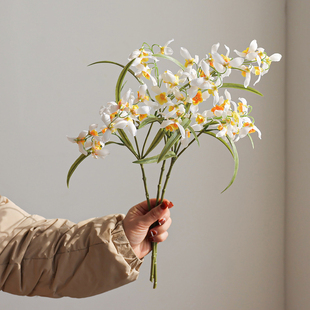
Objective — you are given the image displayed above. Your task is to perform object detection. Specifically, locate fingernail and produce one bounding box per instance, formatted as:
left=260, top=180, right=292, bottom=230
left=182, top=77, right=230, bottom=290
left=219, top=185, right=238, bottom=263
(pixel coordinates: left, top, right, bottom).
left=160, top=201, right=169, bottom=209
left=149, top=229, right=157, bottom=237
left=168, top=201, right=174, bottom=208
left=158, top=218, right=166, bottom=226
left=149, top=237, right=155, bottom=242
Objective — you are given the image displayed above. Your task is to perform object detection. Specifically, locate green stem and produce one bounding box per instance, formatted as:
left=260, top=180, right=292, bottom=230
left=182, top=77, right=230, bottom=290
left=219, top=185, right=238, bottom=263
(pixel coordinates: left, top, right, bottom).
left=153, top=242, right=158, bottom=288
left=177, top=131, right=203, bottom=158
left=150, top=157, right=177, bottom=288
left=160, top=157, right=177, bottom=201
left=140, top=164, right=151, bottom=210
left=141, top=123, right=154, bottom=158
left=134, top=136, right=141, bottom=158
left=156, top=160, right=166, bottom=204
left=150, top=158, right=167, bottom=287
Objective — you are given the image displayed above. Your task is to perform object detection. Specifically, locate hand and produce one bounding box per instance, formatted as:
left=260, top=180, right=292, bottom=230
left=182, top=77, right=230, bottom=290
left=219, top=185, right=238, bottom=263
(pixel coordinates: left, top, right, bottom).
left=122, top=199, right=173, bottom=259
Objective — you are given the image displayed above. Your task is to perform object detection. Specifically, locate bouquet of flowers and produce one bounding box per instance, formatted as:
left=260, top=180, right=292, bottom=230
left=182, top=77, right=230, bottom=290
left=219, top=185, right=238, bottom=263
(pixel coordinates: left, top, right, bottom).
left=67, top=39, right=281, bottom=288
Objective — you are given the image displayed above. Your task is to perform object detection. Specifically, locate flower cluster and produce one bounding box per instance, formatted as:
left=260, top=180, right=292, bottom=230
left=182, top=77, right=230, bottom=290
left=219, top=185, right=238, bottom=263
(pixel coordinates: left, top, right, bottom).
left=67, top=40, right=281, bottom=288
left=68, top=39, right=281, bottom=159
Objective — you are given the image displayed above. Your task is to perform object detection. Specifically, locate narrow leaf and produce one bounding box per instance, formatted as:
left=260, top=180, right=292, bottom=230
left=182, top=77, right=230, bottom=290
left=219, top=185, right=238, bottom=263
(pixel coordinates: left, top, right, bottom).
left=157, top=118, right=191, bottom=163
left=203, top=130, right=233, bottom=157
left=105, top=141, right=124, bottom=146
left=138, top=115, right=160, bottom=129
left=67, top=153, right=90, bottom=188
left=221, top=83, right=263, bottom=96
left=144, top=128, right=165, bottom=157
left=188, top=126, right=200, bottom=147
left=115, top=59, right=136, bottom=102
left=88, top=60, right=143, bottom=85
left=133, top=151, right=176, bottom=164
left=152, top=54, right=186, bottom=71
left=117, top=129, right=138, bottom=157
left=89, top=60, right=155, bottom=101
left=247, top=133, right=255, bottom=149
left=221, top=136, right=239, bottom=193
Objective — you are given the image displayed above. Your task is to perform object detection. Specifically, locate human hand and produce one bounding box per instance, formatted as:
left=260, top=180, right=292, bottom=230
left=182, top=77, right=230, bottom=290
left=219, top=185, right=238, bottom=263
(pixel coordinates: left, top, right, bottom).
left=122, top=199, right=173, bottom=259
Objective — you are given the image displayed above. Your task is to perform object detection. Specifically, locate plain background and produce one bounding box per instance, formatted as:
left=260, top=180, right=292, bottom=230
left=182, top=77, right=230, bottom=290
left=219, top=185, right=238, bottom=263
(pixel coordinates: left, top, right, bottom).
left=0, top=0, right=304, bottom=309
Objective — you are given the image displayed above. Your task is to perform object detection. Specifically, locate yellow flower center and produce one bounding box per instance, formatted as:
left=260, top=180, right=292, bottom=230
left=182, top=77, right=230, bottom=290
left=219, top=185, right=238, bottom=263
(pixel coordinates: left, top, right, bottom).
left=155, top=93, right=168, bottom=105
left=139, top=114, right=147, bottom=121
left=254, top=66, right=262, bottom=75
left=90, top=130, right=98, bottom=136
left=242, top=47, right=249, bottom=54
left=196, top=114, right=205, bottom=125
left=165, top=123, right=178, bottom=132
left=185, top=58, right=194, bottom=67
left=192, top=91, right=203, bottom=105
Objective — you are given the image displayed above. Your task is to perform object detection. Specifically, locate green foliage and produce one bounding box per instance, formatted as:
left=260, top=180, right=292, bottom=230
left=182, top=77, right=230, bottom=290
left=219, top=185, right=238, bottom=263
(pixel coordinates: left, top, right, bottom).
left=67, top=153, right=90, bottom=188
left=157, top=118, right=191, bottom=163
left=221, top=83, right=263, bottom=96
left=133, top=151, right=176, bottom=164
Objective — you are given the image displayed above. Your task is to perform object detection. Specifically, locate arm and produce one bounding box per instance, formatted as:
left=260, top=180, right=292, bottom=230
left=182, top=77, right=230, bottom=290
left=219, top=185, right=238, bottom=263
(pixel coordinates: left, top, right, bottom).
left=0, top=195, right=172, bottom=298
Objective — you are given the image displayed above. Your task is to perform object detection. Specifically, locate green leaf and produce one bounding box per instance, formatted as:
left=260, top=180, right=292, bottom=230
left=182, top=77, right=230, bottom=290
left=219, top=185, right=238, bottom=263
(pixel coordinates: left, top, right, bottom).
left=203, top=130, right=234, bottom=157
left=88, top=60, right=143, bottom=85
left=67, top=153, right=90, bottom=188
left=203, top=131, right=238, bottom=192
left=117, top=129, right=138, bottom=158
left=188, top=126, right=200, bottom=147
left=105, top=141, right=124, bottom=147
left=115, top=59, right=136, bottom=102
left=143, top=128, right=165, bottom=157
left=221, top=136, right=239, bottom=193
left=133, top=151, right=176, bottom=164
left=152, top=54, right=186, bottom=71
left=138, top=115, right=160, bottom=129
left=221, top=83, right=263, bottom=96
left=247, top=133, right=255, bottom=149
left=157, top=118, right=191, bottom=163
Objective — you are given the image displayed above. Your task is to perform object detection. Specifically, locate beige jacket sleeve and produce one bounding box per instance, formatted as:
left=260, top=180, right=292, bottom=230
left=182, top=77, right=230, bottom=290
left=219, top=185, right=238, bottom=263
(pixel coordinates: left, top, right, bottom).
left=0, top=195, right=143, bottom=298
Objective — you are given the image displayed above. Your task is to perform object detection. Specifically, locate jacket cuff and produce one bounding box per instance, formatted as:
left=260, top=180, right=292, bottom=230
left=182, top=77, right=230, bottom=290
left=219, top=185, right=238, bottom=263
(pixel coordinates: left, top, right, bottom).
left=111, top=218, right=143, bottom=272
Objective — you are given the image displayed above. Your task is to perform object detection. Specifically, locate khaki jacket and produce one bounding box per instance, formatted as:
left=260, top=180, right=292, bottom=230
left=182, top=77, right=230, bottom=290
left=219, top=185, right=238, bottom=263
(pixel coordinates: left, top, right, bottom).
left=0, top=195, right=143, bottom=298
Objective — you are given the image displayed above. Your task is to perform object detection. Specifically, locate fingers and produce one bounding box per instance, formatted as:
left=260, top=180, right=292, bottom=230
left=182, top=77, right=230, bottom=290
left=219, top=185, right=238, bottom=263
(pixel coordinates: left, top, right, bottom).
left=149, top=217, right=172, bottom=243
left=150, top=231, right=169, bottom=243
left=142, top=200, right=174, bottom=226
left=135, top=199, right=173, bottom=216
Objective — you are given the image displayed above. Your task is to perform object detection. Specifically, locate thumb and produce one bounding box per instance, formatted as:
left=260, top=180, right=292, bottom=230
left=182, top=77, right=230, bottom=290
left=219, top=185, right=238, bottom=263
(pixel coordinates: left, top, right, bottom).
left=142, top=200, right=172, bottom=227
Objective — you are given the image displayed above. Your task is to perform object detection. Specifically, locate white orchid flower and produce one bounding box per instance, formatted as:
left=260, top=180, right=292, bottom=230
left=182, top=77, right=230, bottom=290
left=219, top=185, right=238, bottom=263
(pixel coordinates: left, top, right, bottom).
left=180, top=47, right=199, bottom=68
left=212, top=45, right=244, bottom=78
left=234, top=40, right=261, bottom=64
left=135, top=84, right=150, bottom=104
left=123, top=116, right=137, bottom=136
left=128, top=48, right=156, bottom=67
left=134, top=63, right=157, bottom=84
left=237, top=98, right=249, bottom=115
left=87, top=137, right=110, bottom=159
left=160, top=39, right=174, bottom=55
left=151, top=85, right=172, bottom=108
left=99, top=101, right=119, bottom=116
left=161, top=69, right=186, bottom=94
left=261, top=53, right=282, bottom=75
left=239, top=117, right=261, bottom=139
left=160, top=119, right=186, bottom=139
left=180, top=128, right=191, bottom=147
left=207, top=82, right=220, bottom=105
left=240, top=65, right=252, bottom=88
left=164, top=102, right=186, bottom=119
left=252, top=66, right=263, bottom=86
left=191, top=110, right=210, bottom=131
left=67, top=130, right=89, bottom=155
left=189, top=61, right=213, bottom=99
left=100, top=118, right=127, bottom=143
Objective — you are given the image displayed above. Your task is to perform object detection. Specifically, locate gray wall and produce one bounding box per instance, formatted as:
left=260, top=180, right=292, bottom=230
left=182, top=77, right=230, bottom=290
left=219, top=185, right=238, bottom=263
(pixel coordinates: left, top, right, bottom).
left=285, top=1, right=310, bottom=309
left=1, top=1, right=286, bottom=309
